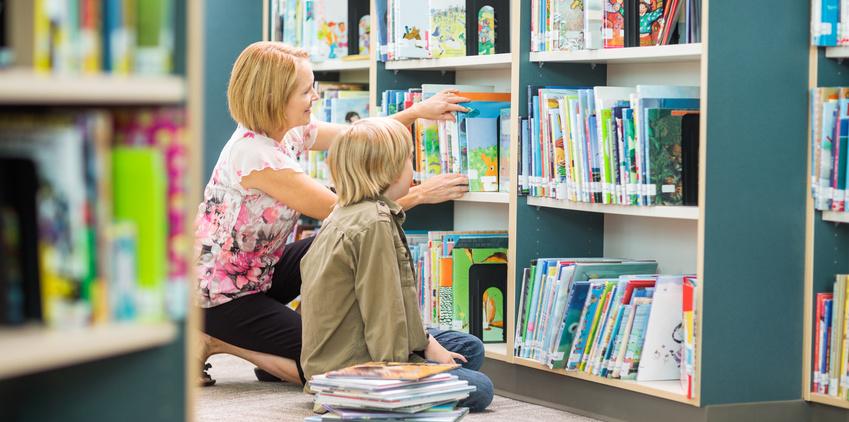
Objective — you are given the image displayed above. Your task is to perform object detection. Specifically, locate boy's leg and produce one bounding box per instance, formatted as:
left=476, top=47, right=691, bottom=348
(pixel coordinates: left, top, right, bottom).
left=450, top=367, right=494, bottom=412
left=427, top=328, right=486, bottom=371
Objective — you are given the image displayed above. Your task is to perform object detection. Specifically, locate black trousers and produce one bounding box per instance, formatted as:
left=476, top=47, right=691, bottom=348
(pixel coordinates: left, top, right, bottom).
left=203, top=236, right=314, bottom=383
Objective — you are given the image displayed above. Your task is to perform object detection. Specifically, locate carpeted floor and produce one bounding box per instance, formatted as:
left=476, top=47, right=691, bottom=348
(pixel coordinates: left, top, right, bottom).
left=197, top=354, right=601, bottom=422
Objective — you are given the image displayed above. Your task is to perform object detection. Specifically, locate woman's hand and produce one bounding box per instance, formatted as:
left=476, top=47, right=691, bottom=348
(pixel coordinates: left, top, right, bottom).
left=397, top=174, right=469, bottom=210
left=393, top=89, right=471, bottom=126
left=424, top=335, right=468, bottom=365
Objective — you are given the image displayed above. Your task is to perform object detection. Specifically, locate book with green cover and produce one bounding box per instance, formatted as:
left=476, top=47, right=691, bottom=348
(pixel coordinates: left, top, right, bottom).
left=451, top=246, right=507, bottom=334
left=112, top=147, right=167, bottom=321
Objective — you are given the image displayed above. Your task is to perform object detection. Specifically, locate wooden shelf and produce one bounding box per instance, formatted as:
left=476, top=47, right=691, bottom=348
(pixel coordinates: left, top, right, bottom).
left=455, top=192, right=510, bottom=204
left=529, top=43, right=702, bottom=64
left=826, top=47, right=849, bottom=59
left=311, top=59, right=370, bottom=72
left=809, top=393, right=849, bottom=410
left=823, top=211, right=849, bottom=224
left=385, top=53, right=512, bottom=71
left=483, top=343, right=512, bottom=363
left=0, top=322, right=178, bottom=380
left=512, top=357, right=696, bottom=405
left=527, top=196, right=699, bottom=220
left=0, top=69, right=186, bottom=104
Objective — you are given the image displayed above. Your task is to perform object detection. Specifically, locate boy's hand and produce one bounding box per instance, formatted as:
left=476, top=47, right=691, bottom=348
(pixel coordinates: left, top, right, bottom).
left=424, top=335, right=468, bottom=365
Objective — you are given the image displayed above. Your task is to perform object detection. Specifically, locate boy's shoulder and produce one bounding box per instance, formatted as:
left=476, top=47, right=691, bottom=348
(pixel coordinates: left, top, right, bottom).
left=325, top=198, right=395, bottom=234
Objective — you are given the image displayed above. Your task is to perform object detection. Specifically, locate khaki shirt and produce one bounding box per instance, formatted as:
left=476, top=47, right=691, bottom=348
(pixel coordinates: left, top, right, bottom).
left=300, top=196, right=429, bottom=382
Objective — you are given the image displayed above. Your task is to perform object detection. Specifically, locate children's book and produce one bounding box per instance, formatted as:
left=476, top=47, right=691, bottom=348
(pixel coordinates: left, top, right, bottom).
left=394, top=1, right=430, bottom=59
left=325, top=362, right=459, bottom=381
left=636, top=275, right=683, bottom=381
left=316, top=0, right=349, bottom=59
left=499, top=108, right=511, bottom=192
left=451, top=245, right=507, bottom=334
left=603, top=0, right=626, bottom=48
left=430, top=0, right=466, bottom=58
left=465, top=117, right=499, bottom=192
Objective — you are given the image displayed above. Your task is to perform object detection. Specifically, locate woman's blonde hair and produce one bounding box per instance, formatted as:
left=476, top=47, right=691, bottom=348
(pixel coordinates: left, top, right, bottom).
left=227, top=41, right=309, bottom=136
left=328, top=118, right=412, bottom=207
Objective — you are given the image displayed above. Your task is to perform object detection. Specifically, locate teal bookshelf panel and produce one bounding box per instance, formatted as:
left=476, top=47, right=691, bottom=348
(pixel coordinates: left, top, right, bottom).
left=700, top=0, right=809, bottom=406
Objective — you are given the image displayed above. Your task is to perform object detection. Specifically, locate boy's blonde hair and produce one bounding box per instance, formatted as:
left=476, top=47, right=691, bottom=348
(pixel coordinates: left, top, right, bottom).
left=328, top=118, right=412, bottom=207
left=227, top=41, right=309, bottom=136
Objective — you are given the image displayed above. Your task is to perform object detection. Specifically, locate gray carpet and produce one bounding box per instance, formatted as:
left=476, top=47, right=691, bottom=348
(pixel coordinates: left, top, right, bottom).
left=197, top=354, right=601, bottom=422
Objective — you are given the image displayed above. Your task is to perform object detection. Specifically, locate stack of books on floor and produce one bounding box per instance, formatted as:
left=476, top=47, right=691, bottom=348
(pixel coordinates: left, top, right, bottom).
left=305, top=362, right=473, bottom=422
left=513, top=258, right=698, bottom=399
left=519, top=85, right=700, bottom=206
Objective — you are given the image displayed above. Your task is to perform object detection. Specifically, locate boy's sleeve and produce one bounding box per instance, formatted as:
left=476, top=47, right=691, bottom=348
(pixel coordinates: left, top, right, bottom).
left=352, top=219, right=420, bottom=362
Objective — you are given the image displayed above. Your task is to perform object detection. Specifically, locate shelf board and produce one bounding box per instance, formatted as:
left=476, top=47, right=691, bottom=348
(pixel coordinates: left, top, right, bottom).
left=512, top=357, right=696, bottom=405
left=455, top=192, right=510, bottom=204
left=311, top=59, right=370, bottom=72
left=826, top=47, right=849, bottom=59
left=384, top=53, right=512, bottom=71
left=0, top=69, right=186, bottom=104
left=823, top=211, right=849, bottom=224
left=809, top=393, right=849, bottom=410
left=529, top=43, right=703, bottom=64
left=0, top=322, right=178, bottom=379
left=483, top=343, right=512, bottom=363
left=527, top=196, right=699, bottom=220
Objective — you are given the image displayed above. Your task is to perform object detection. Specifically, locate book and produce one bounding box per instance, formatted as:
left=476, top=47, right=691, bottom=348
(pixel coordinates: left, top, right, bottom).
left=430, top=0, right=465, bottom=58
left=636, top=275, right=683, bottom=381
left=451, top=245, right=507, bottom=334
left=326, top=363, right=459, bottom=381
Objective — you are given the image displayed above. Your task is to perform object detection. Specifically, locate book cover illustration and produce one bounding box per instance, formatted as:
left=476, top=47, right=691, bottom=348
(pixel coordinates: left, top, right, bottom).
left=316, top=0, right=349, bottom=59
left=553, top=0, right=584, bottom=51
left=636, top=275, right=683, bottom=381
left=499, top=108, right=511, bottom=192
left=604, top=0, right=625, bottom=48
left=646, top=108, right=686, bottom=205
left=481, top=286, right=505, bottom=342
left=325, top=362, right=459, bottom=381
left=478, top=6, right=495, bottom=55
left=452, top=247, right=507, bottom=334
left=430, top=0, right=466, bottom=58
left=359, top=15, right=371, bottom=55
left=396, top=2, right=431, bottom=59
left=638, top=0, right=664, bottom=46
left=465, top=117, right=499, bottom=192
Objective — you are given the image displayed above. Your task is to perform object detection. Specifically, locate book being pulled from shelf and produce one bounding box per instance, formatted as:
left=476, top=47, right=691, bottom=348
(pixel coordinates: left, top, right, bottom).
left=381, top=85, right=511, bottom=193
left=531, top=0, right=702, bottom=52
left=376, top=0, right=510, bottom=62
left=519, top=84, right=700, bottom=207
left=305, top=362, right=472, bottom=421
left=407, top=231, right=507, bottom=344
left=271, top=0, right=371, bottom=61
left=0, top=108, right=187, bottom=328
left=512, top=257, right=698, bottom=399
left=812, top=275, right=849, bottom=399
left=7, top=0, right=176, bottom=75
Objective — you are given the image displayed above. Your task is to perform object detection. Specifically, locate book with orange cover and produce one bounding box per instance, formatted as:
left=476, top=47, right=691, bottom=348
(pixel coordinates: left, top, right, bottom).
left=456, top=92, right=511, bottom=102
left=325, top=362, right=459, bottom=381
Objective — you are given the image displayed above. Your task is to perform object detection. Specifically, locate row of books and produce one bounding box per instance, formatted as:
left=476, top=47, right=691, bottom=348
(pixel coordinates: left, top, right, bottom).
left=408, top=231, right=508, bottom=344
left=0, top=108, right=187, bottom=328
left=813, top=275, right=849, bottom=398
left=3, top=0, right=176, bottom=75
left=810, top=87, right=849, bottom=212
left=519, top=84, right=700, bottom=206
left=296, top=81, right=371, bottom=184
left=270, top=0, right=370, bottom=61
left=514, top=258, right=697, bottom=398
left=375, top=0, right=510, bottom=61
left=812, top=0, right=849, bottom=46
left=306, top=362, right=471, bottom=422
left=381, top=84, right=511, bottom=193
left=530, top=0, right=701, bottom=52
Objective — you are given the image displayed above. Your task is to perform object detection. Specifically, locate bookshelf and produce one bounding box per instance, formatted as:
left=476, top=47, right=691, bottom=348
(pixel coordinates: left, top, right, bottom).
left=0, top=0, right=204, bottom=420
left=0, top=322, right=178, bottom=380
left=384, top=53, right=513, bottom=71
left=529, top=43, right=703, bottom=64
left=0, top=70, right=186, bottom=105
left=822, top=211, right=849, bottom=224
left=527, top=197, right=699, bottom=220
left=256, top=1, right=812, bottom=420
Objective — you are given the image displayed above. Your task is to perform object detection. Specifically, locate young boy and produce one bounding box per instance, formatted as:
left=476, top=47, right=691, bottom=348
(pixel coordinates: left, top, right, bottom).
left=300, top=118, right=493, bottom=412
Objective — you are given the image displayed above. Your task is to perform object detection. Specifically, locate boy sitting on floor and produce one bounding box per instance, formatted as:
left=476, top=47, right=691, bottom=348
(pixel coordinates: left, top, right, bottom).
left=299, top=118, right=493, bottom=412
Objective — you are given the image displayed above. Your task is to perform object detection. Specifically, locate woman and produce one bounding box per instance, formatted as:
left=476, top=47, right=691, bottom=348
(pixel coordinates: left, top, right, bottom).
left=195, top=41, right=469, bottom=385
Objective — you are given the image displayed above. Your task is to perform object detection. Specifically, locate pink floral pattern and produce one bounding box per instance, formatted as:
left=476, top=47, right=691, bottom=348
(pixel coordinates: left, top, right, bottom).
left=195, top=122, right=317, bottom=307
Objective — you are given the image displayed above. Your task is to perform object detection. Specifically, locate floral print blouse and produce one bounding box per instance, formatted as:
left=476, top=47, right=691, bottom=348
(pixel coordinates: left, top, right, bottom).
left=195, top=122, right=317, bottom=307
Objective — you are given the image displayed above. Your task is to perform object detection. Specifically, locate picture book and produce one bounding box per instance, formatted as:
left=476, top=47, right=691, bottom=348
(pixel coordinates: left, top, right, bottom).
left=499, top=108, right=511, bottom=192
left=325, top=362, right=459, bottom=381
left=394, top=1, right=430, bottom=59
left=638, top=0, right=665, bottom=46
left=604, top=0, right=626, bottom=48
left=315, top=0, right=349, bottom=59
left=620, top=297, right=653, bottom=379
left=465, top=117, right=499, bottom=192
left=566, top=281, right=606, bottom=369
left=636, top=275, right=683, bottom=381
left=553, top=0, right=584, bottom=51
left=451, top=246, right=507, bottom=334
left=430, top=0, right=466, bottom=58
left=549, top=281, right=591, bottom=369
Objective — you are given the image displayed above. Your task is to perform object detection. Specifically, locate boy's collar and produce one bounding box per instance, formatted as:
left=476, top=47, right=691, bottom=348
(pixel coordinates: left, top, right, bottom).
left=377, top=195, right=405, bottom=221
